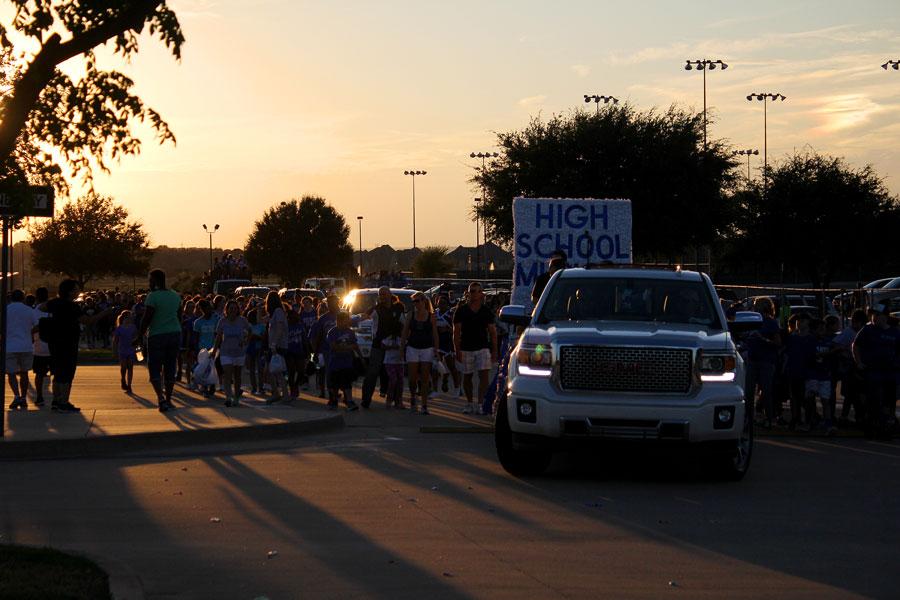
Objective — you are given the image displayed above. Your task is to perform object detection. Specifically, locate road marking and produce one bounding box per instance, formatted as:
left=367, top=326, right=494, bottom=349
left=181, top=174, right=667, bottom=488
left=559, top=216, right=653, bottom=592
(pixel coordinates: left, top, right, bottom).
left=806, top=440, right=900, bottom=459
left=757, top=439, right=823, bottom=454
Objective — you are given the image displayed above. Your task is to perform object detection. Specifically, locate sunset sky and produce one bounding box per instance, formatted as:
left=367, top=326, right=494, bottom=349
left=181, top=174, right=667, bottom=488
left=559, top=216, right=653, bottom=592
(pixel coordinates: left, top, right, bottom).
left=35, top=0, right=900, bottom=250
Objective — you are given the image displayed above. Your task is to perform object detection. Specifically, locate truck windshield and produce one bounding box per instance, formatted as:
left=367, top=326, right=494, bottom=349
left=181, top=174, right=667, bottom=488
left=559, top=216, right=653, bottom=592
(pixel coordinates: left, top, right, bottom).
left=537, top=277, right=722, bottom=329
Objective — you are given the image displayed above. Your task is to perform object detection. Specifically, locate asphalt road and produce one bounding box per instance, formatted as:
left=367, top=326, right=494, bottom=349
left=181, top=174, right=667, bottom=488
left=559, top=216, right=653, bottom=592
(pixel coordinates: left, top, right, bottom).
left=1, top=420, right=898, bottom=599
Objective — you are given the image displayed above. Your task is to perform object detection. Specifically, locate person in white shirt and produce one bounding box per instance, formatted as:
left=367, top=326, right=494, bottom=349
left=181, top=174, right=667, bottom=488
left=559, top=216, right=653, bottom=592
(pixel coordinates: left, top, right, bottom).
left=6, top=289, right=40, bottom=410
left=31, top=287, right=52, bottom=407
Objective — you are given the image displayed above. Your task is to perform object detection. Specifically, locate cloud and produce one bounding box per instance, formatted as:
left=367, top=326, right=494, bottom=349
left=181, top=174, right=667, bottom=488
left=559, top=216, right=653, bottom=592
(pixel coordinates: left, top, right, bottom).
left=810, top=94, right=883, bottom=134
left=518, top=94, right=547, bottom=108
left=605, top=25, right=898, bottom=66
left=570, top=64, right=591, bottom=78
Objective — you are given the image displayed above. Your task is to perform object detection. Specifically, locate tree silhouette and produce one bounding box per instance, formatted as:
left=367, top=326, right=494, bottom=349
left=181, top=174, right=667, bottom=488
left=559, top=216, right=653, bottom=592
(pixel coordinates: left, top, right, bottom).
left=0, top=2, right=183, bottom=190
left=413, top=246, right=452, bottom=278
left=28, top=192, right=151, bottom=288
left=728, top=152, right=900, bottom=288
left=471, top=104, right=738, bottom=256
left=244, top=196, right=353, bottom=285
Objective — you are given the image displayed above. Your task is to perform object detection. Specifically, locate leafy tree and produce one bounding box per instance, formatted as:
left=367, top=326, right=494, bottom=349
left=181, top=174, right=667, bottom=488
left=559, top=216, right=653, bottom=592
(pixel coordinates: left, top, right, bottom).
left=471, top=104, right=738, bottom=255
left=413, top=246, right=452, bottom=278
left=28, top=192, right=151, bottom=288
left=728, top=152, right=900, bottom=288
left=244, top=196, right=353, bottom=285
left=0, top=1, right=183, bottom=191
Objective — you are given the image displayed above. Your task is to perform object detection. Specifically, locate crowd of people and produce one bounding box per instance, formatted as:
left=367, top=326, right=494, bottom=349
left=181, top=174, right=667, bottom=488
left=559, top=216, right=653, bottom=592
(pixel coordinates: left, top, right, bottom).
left=2, top=270, right=511, bottom=416
left=742, top=297, right=900, bottom=439
left=206, top=252, right=250, bottom=283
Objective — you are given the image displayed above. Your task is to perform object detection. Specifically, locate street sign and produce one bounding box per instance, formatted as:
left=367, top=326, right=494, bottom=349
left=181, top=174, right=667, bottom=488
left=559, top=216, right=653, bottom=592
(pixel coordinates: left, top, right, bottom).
left=0, top=185, right=54, bottom=217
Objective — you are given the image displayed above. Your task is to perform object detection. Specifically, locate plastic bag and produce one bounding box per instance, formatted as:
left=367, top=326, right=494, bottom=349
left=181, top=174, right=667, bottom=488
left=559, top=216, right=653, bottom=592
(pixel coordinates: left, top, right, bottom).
left=269, top=352, right=286, bottom=374
left=193, top=349, right=219, bottom=386
left=433, top=356, right=449, bottom=376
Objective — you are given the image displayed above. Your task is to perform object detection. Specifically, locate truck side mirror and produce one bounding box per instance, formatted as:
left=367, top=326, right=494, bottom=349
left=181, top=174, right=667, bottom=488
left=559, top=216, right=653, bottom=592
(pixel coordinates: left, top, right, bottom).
left=499, top=305, right=531, bottom=327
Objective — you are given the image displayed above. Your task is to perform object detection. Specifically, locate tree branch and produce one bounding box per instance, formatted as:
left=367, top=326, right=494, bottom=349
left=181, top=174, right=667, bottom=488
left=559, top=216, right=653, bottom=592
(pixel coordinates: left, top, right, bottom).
left=0, top=1, right=162, bottom=166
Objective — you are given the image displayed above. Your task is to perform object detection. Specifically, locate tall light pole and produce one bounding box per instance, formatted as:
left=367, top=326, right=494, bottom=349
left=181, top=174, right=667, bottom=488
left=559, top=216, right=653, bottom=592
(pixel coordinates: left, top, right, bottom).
left=473, top=197, right=482, bottom=277
left=583, top=94, right=619, bottom=114
left=733, top=149, right=759, bottom=182
left=403, top=170, right=426, bottom=249
left=356, top=216, right=363, bottom=276
left=202, top=223, right=219, bottom=277
left=685, top=59, right=728, bottom=149
left=470, top=151, right=499, bottom=278
left=746, top=92, right=786, bottom=188
left=881, top=59, right=900, bottom=70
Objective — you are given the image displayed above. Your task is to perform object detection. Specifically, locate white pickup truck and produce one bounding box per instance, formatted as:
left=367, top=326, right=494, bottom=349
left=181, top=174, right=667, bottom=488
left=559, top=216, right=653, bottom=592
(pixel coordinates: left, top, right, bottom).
left=497, top=266, right=759, bottom=480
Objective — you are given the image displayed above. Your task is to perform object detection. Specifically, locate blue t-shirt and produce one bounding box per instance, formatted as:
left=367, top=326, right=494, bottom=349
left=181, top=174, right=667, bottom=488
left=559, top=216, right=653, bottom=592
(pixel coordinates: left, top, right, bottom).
left=746, top=317, right=780, bottom=364
left=299, top=309, right=318, bottom=333
left=854, top=324, right=900, bottom=373
left=310, top=313, right=337, bottom=356
left=193, top=314, right=220, bottom=350
left=784, top=333, right=817, bottom=379
left=287, top=322, right=306, bottom=354
left=807, top=335, right=835, bottom=381
left=246, top=323, right=266, bottom=355
left=325, top=327, right=357, bottom=371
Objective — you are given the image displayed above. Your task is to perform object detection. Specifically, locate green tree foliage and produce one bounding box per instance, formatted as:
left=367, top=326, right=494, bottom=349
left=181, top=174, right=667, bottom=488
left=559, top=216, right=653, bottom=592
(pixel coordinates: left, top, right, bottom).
left=244, top=197, right=353, bottom=285
left=413, top=246, right=452, bottom=278
left=0, top=1, right=183, bottom=190
left=728, top=152, right=900, bottom=288
left=28, top=192, right=152, bottom=288
left=471, top=104, right=738, bottom=255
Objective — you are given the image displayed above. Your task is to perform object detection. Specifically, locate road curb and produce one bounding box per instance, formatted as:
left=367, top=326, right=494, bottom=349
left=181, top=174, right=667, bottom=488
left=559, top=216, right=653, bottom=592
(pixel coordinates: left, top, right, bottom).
left=0, top=413, right=345, bottom=460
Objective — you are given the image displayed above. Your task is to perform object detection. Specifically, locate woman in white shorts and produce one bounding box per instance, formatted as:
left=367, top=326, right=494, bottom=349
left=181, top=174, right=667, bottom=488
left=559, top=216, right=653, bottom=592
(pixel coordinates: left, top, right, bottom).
left=214, top=300, right=251, bottom=407
left=402, top=292, right=439, bottom=414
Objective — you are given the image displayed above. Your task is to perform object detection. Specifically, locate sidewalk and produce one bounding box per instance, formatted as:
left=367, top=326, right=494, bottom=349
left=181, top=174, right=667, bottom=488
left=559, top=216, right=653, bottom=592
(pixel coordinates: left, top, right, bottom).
left=0, top=365, right=494, bottom=459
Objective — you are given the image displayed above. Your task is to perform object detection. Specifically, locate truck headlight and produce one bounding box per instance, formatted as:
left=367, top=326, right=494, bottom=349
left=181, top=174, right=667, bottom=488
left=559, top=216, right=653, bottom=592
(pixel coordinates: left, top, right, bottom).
left=516, top=343, right=553, bottom=377
left=698, top=352, right=737, bottom=382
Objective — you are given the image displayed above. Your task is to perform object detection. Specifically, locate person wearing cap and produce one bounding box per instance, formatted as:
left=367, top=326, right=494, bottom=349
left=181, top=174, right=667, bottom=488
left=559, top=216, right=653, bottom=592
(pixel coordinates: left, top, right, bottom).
left=852, top=303, right=900, bottom=438
left=531, top=249, right=567, bottom=305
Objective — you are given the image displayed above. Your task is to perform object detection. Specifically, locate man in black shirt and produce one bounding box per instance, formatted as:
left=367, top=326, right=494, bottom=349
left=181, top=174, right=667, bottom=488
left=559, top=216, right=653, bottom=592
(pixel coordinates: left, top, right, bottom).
left=453, top=282, right=498, bottom=415
left=531, top=249, right=567, bottom=305
left=43, top=279, right=114, bottom=412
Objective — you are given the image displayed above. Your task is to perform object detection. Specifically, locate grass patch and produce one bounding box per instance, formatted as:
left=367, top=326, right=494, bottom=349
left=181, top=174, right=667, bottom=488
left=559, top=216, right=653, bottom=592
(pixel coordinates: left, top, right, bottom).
left=0, top=544, right=111, bottom=600
left=77, top=348, right=116, bottom=363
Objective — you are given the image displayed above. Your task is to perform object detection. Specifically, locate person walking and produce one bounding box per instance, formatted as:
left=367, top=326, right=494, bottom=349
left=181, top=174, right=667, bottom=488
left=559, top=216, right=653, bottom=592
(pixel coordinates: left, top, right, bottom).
left=381, top=320, right=405, bottom=409
left=453, top=282, right=498, bottom=415
left=214, top=299, right=251, bottom=407
left=43, top=279, right=114, bottom=412
left=31, top=287, right=52, bottom=407
left=433, top=293, right=460, bottom=394
left=265, top=291, right=288, bottom=403
left=361, top=287, right=405, bottom=408
left=402, top=292, right=439, bottom=415
left=112, top=310, right=138, bottom=394
left=140, top=269, right=183, bottom=412
left=310, top=295, right=340, bottom=402
left=5, top=289, right=39, bottom=410
left=853, top=303, right=900, bottom=439
left=324, top=311, right=360, bottom=411
left=192, top=299, right=219, bottom=397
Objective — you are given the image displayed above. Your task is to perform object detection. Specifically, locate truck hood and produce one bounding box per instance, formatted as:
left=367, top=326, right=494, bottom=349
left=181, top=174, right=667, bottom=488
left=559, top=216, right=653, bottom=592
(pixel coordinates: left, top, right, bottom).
left=523, top=321, right=732, bottom=351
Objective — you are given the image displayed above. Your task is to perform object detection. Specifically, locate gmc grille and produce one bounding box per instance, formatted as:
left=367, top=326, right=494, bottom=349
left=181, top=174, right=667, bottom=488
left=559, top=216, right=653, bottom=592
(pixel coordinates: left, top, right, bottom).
left=558, top=346, right=693, bottom=394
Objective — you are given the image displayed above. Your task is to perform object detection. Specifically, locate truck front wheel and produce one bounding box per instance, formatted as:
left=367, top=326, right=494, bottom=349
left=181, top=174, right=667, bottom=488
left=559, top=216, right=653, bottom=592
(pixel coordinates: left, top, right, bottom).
left=494, top=400, right=552, bottom=476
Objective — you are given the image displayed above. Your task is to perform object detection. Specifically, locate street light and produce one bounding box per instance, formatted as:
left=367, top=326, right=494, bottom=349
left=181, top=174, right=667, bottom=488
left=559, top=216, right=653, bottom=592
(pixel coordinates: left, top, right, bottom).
left=685, top=59, right=728, bottom=149
left=881, top=60, right=900, bottom=70
left=356, top=216, right=363, bottom=276
left=202, top=223, right=219, bottom=277
left=745, top=92, right=787, bottom=189
left=470, top=151, right=499, bottom=277
left=732, top=148, right=759, bottom=182
left=583, top=94, right=619, bottom=114
left=403, top=170, right=426, bottom=249
left=474, top=197, right=482, bottom=278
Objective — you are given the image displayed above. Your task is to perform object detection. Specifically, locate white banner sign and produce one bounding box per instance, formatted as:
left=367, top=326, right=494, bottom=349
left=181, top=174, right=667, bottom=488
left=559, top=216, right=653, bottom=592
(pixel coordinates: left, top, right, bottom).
left=512, top=197, right=633, bottom=308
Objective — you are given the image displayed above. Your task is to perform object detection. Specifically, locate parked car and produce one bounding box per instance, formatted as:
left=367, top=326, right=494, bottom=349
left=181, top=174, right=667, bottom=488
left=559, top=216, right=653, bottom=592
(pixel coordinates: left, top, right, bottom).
left=212, top=279, right=251, bottom=296
left=278, top=288, right=326, bottom=304
left=234, top=286, right=271, bottom=299
left=341, top=288, right=417, bottom=357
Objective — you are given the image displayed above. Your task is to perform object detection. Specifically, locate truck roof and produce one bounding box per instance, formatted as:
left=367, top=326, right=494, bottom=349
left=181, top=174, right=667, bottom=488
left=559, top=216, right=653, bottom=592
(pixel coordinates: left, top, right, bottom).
left=558, top=267, right=704, bottom=281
